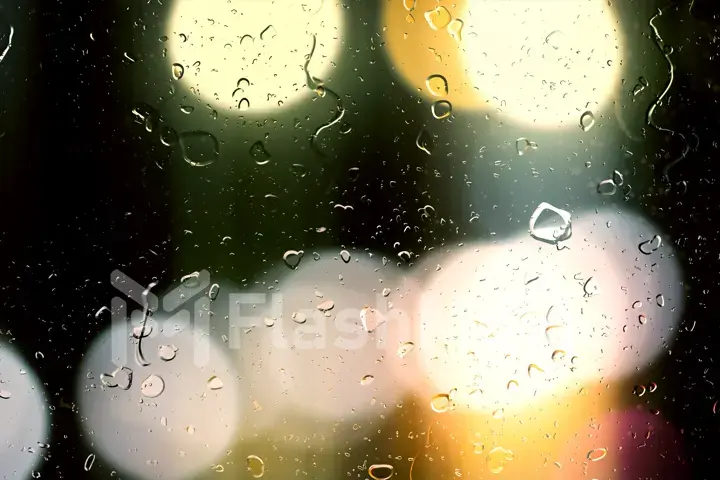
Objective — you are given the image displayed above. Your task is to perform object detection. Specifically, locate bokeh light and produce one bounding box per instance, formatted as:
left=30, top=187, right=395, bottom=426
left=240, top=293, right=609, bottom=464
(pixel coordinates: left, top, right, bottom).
left=0, top=345, right=49, bottom=479
left=382, top=0, right=623, bottom=128
left=166, top=0, right=345, bottom=114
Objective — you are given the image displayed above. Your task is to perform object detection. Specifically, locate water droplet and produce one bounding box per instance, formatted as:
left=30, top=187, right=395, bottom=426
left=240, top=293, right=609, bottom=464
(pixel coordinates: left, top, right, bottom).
left=160, top=126, right=178, bottom=147
left=238, top=97, right=250, bottom=110
left=250, top=141, right=271, bottom=165
left=649, top=381, right=658, bottom=392
left=348, top=167, right=360, bottom=181
left=580, top=111, right=596, bottom=131
left=506, top=379, right=518, bottom=391
left=84, top=453, right=96, bottom=471
left=158, top=344, right=178, bottom=361
left=426, top=74, right=448, bottom=97
left=528, top=364, right=545, bottom=377
left=186, top=425, right=196, bottom=434
left=179, top=131, right=219, bottom=167
left=516, top=137, right=538, bottom=156
left=473, top=443, right=485, bottom=454
left=424, top=6, right=452, bottom=30
left=31, top=471, right=41, bottom=478
left=246, top=455, right=265, bottom=478
left=292, top=312, right=307, bottom=324
left=597, top=179, right=617, bottom=195
left=587, top=447, right=608, bottom=462
left=447, top=18, right=464, bottom=42
left=403, top=0, right=416, bottom=11
left=207, top=376, right=224, bottom=390
left=180, top=105, right=195, bottom=114
left=260, top=25, right=277, bottom=41
left=398, top=250, right=412, bottom=262
left=638, top=235, right=662, bottom=255
left=283, top=249, right=304, bottom=270
left=212, top=464, right=225, bottom=473
left=171, top=63, right=184, bottom=80
left=368, top=464, right=394, bottom=480
left=638, top=314, right=647, bottom=325
left=382, top=288, right=391, bottom=297
left=486, top=447, right=514, bottom=474
left=612, top=170, right=624, bottom=186
left=397, top=342, right=415, bottom=358
left=492, top=408, right=505, bottom=419
left=140, top=374, right=165, bottom=398
left=317, top=300, right=335, bottom=312
left=263, top=317, right=275, bottom=327
left=551, top=349, right=566, bottom=362
left=179, top=33, right=188, bottom=42
left=361, top=374, right=375, bottom=385
left=0, top=389, right=11, bottom=399
left=639, top=76, right=649, bottom=87
left=100, top=366, right=133, bottom=390
left=431, top=100, right=452, bottom=119
left=416, top=128, right=433, bottom=155
left=528, top=202, right=572, bottom=245
left=430, top=393, right=451, bottom=413
left=340, top=250, right=351, bottom=263
left=656, top=294, right=665, bottom=307
left=361, top=307, right=385, bottom=333
left=208, top=283, right=220, bottom=301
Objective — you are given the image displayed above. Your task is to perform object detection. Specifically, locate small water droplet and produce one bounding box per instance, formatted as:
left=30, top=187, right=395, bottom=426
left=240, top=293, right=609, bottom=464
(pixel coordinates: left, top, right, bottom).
left=426, top=74, right=448, bottom=97
left=431, top=100, right=452, bottom=119
left=447, top=18, right=464, bottom=42
left=580, top=111, right=596, bottom=131
left=597, top=179, right=617, bottom=195
left=361, top=306, right=385, bottom=333
left=403, top=0, right=416, bottom=11
left=340, top=250, right=351, bottom=263
left=649, top=381, right=658, bottom=392
left=207, top=376, right=224, bottom=390
left=633, top=384, right=646, bottom=396
left=612, top=169, right=624, bottom=186
left=283, top=249, right=304, bottom=270
left=250, top=141, right=271, bottom=165
left=515, top=138, right=538, bottom=155
left=473, top=443, right=485, bottom=455
left=506, top=379, right=519, bottom=390
left=292, top=312, right=307, bottom=324
left=84, top=453, right=96, bottom=471
left=361, top=374, right=375, bottom=385
left=551, top=349, right=566, bottom=362
left=368, top=464, right=394, bottom=480
left=425, top=6, right=451, bottom=30
left=158, top=344, right=178, bottom=361
left=100, top=366, right=133, bottom=390
left=416, top=128, right=433, bottom=155
left=486, top=447, right=514, bottom=474
left=632, top=300, right=643, bottom=309
left=140, top=374, right=165, bottom=398
left=0, top=389, right=11, bottom=399
left=430, top=393, right=451, bottom=413
left=528, top=202, right=572, bottom=245
left=212, top=464, right=225, bottom=473
left=348, top=167, right=360, bottom=181
left=172, top=63, right=184, bottom=80
left=260, top=25, right=277, bottom=41
left=209, top=283, right=220, bottom=301
left=180, top=105, right=195, bottom=114
left=186, top=425, right=196, bottom=434
left=492, top=408, right=504, bottom=419
left=639, top=235, right=662, bottom=255
left=317, top=300, right=335, bottom=312
left=246, top=455, right=265, bottom=478
left=656, top=294, right=665, bottom=307
left=397, top=341, right=415, bottom=358
left=263, top=317, right=275, bottom=327
left=382, top=288, right=391, bottom=297
left=587, top=447, right=607, bottom=462
left=160, top=126, right=178, bottom=147
left=179, top=131, right=219, bottom=167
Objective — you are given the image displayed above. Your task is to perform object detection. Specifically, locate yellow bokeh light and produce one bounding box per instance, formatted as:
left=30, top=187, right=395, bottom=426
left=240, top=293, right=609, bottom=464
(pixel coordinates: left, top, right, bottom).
left=382, top=0, right=624, bottom=128
left=166, top=0, right=345, bottom=114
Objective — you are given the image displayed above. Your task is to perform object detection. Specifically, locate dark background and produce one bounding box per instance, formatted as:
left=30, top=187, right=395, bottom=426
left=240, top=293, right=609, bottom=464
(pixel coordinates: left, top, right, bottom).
left=1, top=0, right=720, bottom=478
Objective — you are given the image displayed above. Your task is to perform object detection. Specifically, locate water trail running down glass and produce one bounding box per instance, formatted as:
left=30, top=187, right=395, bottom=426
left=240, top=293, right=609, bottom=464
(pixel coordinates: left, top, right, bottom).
left=647, top=7, right=689, bottom=181
left=134, top=282, right=157, bottom=367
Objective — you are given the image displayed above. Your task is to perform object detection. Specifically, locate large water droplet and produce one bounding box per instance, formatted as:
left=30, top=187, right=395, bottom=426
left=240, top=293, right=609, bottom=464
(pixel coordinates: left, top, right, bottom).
left=84, top=453, right=96, bottom=472
left=361, top=306, right=385, bottom=333
left=516, top=137, right=538, bottom=156
left=0, top=389, right=11, bottom=399
left=340, top=250, right=351, bottom=263
left=403, top=0, right=416, bottom=12
left=171, top=63, right=184, bottom=80
left=587, top=447, right=608, bottom=462
left=100, top=366, right=133, bottom=390
left=639, top=235, right=662, bottom=255
left=597, top=179, right=617, bottom=195
left=179, top=131, right=219, bottom=167
left=250, top=141, right=271, bottom=165
left=528, top=202, right=572, bottom=244
left=416, top=128, right=433, bottom=155
left=360, top=374, right=375, bottom=386
left=424, top=6, right=452, bottom=30
left=283, top=250, right=304, bottom=270
left=430, top=393, right=451, bottom=412
left=368, top=464, right=394, bottom=480
left=656, top=294, right=665, bottom=307
left=397, top=341, right=415, bottom=358
left=207, top=376, right=224, bottom=390
left=317, top=299, right=335, bottom=312
left=160, top=126, right=178, bottom=147
left=447, top=18, right=464, bottom=42
left=612, top=169, right=624, bottom=186
left=580, top=111, right=596, bottom=131
left=431, top=100, right=452, bottom=119
left=486, top=447, right=514, bottom=474
left=180, top=105, right=195, bottom=114
left=426, top=74, right=448, bottom=97
left=140, top=374, right=165, bottom=398
left=158, top=344, right=178, bottom=361
left=246, top=455, right=265, bottom=478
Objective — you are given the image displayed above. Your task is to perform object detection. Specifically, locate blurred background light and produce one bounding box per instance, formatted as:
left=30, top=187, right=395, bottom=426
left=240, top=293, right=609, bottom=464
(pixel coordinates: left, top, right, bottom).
left=382, top=0, right=623, bottom=128
left=241, top=250, right=423, bottom=446
left=75, top=306, right=241, bottom=479
left=0, top=345, right=49, bottom=479
left=413, top=207, right=683, bottom=415
left=166, top=0, right=345, bottom=114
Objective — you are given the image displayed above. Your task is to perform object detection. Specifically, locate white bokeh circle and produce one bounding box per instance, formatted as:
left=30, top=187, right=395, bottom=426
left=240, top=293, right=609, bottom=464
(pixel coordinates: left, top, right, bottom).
left=166, top=0, right=345, bottom=113
left=75, top=311, right=241, bottom=479
left=0, top=345, right=49, bottom=479
left=415, top=207, right=683, bottom=414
